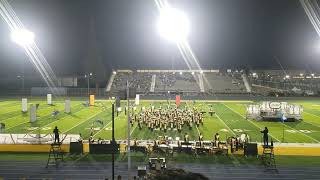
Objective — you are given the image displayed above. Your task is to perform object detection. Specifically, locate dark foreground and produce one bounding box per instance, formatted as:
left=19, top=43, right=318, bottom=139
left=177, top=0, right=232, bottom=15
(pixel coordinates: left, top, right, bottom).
left=0, top=160, right=320, bottom=180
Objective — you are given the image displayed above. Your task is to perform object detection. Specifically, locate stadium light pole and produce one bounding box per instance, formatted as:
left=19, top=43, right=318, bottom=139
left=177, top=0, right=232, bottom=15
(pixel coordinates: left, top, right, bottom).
left=84, top=72, right=93, bottom=98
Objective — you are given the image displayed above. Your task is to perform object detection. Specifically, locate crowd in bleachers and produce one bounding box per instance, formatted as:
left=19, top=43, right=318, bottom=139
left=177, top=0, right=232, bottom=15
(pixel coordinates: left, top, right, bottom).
left=156, top=72, right=197, bottom=90
left=111, top=72, right=152, bottom=92
left=248, top=70, right=320, bottom=96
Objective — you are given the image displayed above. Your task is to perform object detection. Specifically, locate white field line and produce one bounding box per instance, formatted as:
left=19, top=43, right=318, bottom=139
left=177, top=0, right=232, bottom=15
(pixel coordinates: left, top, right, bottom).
left=93, top=111, right=120, bottom=138
left=0, top=103, right=60, bottom=123
left=6, top=103, right=68, bottom=130
left=203, top=103, right=236, bottom=136
left=281, top=122, right=320, bottom=143
left=130, top=123, right=137, bottom=136
left=214, top=113, right=236, bottom=136
left=62, top=107, right=111, bottom=134
left=222, top=103, right=281, bottom=142
left=28, top=108, right=87, bottom=134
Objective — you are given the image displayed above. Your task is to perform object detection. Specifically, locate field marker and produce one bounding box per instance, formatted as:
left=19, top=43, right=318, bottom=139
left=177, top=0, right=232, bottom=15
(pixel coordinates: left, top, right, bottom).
left=28, top=107, right=87, bottom=134
left=5, top=103, right=77, bottom=130
left=0, top=103, right=59, bottom=123
left=299, top=120, right=320, bottom=128
left=281, top=121, right=320, bottom=143
left=92, top=114, right=119, bottom=138
left=304, top=111, right=320, bottom=118
left=62, top=105, right=111, bottom=133
left=222, top=103, right=281, bottom=142
left=203, top=102, right=236, bottom=136
left=130, top=124, right=137, bottom=136
left=195, top=124, right=200, bottom=135
left=62, top=109, right=109, bottom=134
left=214, top=113, right=236, bottom=136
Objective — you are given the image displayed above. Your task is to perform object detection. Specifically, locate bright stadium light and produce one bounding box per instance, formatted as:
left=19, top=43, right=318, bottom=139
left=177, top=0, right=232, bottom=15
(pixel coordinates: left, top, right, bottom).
left=113, top=71, right=117, bottom=75
left=300, top=73, right=304, bottom=77
left=200, top=70, right=203, bottom=74
left=157, top=6, right=190, bottom=43
left=180, top=71, right=183, bottom=75
left=285, top=75, right=290, bottom=79
left=11, top=28, right=34, bottom=46
left=191, top=71, right=195, bottom=75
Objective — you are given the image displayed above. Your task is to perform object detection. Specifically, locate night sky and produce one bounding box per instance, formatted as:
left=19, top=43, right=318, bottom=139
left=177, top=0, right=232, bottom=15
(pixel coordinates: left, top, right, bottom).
left=0, top=0, right=320, bottom=78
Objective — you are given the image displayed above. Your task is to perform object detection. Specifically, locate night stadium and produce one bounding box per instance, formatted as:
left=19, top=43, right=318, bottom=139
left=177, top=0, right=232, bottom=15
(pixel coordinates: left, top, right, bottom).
left=1, top=0, right=320, bottom=179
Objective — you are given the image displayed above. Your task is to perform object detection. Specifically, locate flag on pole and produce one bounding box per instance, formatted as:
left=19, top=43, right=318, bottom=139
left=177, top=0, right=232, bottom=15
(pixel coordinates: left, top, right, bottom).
left=176, top=95, right=181, bottom=107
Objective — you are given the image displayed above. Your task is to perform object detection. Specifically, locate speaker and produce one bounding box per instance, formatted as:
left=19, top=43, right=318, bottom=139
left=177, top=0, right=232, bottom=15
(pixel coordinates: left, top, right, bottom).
left=244, top=143, right=258, bottom=156
left=89, top=144, right=120, bottom=154
left=69, top=142, right=83, bottom=155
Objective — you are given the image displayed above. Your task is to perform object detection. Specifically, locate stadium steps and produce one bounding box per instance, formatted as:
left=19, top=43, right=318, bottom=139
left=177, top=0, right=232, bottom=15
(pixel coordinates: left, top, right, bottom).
left=150, top=74, right=156, bottom=92
left=242, top=74, right=252, bottom=93
left=106, top=72, right=116, bottom=92
left=198, top=74, right=205, bottom=92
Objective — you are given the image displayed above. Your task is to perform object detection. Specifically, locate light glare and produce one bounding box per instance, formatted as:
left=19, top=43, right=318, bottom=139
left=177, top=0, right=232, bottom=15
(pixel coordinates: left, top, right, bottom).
left=11, top=29, right=34, bottom=46
left=157, top=7, right=190, bottom=42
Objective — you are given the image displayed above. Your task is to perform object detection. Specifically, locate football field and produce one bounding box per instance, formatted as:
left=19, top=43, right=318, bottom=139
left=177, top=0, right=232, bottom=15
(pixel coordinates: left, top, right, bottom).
left=1, top=98, right=320, bottom=143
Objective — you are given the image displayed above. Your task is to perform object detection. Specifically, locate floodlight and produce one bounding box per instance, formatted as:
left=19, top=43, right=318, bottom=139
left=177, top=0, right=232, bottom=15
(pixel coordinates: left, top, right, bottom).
left=157, top=6, right=190, bottom=42
left=311, top=73, right=315, bottom=77
left=300, top=73, right=304, bottom=76
left=200, top=70, right=203, bottom=74
left=252, top=73, right=257, bottom=76
left=113, top=71, right=117, bottom=75
left=89, top=72, right=93, bottom=76
left=191, top=72, right=195, bottom=75
left=179, top=72, right=183, bottom=75
left=285, top=75, right=290, bottom=79
left=11, top=28, right=34, bottom=46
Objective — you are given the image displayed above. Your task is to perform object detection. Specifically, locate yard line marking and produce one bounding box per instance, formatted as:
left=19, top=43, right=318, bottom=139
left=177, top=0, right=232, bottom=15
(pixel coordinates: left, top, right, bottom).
left=28, top=107, right=87, bottom=134
left=304, top=111, right=320, bottom=118
left=214, top=113, right=236, bottom=136
left=0, top=103, right=58, bottom=123
left=222, top=103, right=281, bottom=142
left=93, top=114, right=120, bottom=137
left=63, top=107, right=111, bottom=133
left=195, top=124, right=200, bottom=135
left=281, top=122, right=320, bottom=143
left=298, top=119, right=320, bottom=128
left=203, top=102, right=236, bottom=136
left=6, top=103, right=73, bottom=130
left=63, top=108, right=110, bottom=134
left=130, top=124, right=137, bottom=136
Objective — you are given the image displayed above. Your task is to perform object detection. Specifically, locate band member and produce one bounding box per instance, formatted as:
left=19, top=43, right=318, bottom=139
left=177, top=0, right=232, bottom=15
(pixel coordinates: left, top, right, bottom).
left=214, top=133, right=220, bottom=147
left=184, top=133, right=189, bottom=143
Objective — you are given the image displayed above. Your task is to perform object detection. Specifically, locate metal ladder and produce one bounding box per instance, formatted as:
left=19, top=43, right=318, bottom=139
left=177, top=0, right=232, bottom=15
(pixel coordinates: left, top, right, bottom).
left=261, top=145, right=277, bottom=170
left=46, top=143, right=64, bottom=168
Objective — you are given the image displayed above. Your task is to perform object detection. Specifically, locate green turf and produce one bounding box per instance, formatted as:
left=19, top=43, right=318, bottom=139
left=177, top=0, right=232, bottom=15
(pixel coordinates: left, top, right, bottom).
left=1, top=98, right=320, bottom=143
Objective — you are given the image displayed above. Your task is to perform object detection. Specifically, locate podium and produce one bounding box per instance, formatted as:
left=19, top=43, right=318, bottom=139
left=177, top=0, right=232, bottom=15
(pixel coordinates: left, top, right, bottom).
left=46, top=143, right=64, bottom=168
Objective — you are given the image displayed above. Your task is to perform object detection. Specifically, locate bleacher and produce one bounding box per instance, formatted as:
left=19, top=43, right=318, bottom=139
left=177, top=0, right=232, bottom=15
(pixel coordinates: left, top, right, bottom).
left=107, top=70, right=249, bottom=95
left=203, top=73, right=246, bottom=93
left=248, top=70, right=320, bottom=96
